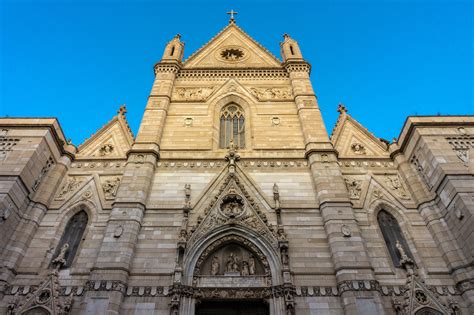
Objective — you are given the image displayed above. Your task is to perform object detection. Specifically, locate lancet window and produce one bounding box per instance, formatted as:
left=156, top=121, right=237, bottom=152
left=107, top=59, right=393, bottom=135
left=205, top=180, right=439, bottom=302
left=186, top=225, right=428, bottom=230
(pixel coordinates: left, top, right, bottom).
left=219, top=103, right=245, bottom=149
left=377, top=210, right=414, bottom=267
left=52, top=210, right=88, bottom=268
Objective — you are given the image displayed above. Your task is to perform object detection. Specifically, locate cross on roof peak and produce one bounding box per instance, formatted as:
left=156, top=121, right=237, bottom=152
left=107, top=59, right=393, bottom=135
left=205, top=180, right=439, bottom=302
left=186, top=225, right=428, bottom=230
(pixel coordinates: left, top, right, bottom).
left=227, top=9, right=238, bottom=24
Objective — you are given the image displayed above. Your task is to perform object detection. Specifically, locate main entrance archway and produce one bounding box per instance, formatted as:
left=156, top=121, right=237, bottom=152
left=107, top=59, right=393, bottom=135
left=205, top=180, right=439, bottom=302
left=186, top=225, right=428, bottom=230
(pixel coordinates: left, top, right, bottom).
left=196, top=299, right=269, bottom=315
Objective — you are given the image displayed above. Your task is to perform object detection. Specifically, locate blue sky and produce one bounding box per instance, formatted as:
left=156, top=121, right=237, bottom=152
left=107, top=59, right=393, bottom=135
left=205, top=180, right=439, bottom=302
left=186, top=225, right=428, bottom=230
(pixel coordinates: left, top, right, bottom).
left=1, top=0, right=472, bottom=145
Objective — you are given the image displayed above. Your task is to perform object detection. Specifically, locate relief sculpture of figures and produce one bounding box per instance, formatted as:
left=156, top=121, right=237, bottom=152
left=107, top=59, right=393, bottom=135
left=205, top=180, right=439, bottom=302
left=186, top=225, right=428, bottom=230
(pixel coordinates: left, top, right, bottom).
left=211, top=256, right=220, bottom=275
left=384, top=174, right=409, bottom=199
left=248, top=255, right=256, bottom=275
left=241, top=261, right=249, bottom=276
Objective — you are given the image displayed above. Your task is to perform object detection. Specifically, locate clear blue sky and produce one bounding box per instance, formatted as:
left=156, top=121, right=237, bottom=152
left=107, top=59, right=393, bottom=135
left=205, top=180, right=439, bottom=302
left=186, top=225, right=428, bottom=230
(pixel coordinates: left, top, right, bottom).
left=1, top=0, right=472, bottom=145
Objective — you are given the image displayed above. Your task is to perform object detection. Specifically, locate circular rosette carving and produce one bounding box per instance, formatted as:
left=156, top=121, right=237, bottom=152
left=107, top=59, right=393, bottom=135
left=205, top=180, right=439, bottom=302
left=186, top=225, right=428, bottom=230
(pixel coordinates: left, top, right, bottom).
left=219, top=194, right=245, bottom=219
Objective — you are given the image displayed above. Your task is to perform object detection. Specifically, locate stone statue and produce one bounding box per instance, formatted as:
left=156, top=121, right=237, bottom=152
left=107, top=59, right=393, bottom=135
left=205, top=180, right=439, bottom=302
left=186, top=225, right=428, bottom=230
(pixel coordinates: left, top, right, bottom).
left=241, top=261, right=249, bottom=276
left=52, top=243, right=69, bottom=267
left=226, top=253, right=235, bottom=272
left=184, top=184, right=191, bottom=200
left=211, top=256, right=220, bottom=275
left=248, top=255, right=256, bottom=275
left=396, top=240, right=408, bottom=261
left=225, top=252, right=240, bottom=273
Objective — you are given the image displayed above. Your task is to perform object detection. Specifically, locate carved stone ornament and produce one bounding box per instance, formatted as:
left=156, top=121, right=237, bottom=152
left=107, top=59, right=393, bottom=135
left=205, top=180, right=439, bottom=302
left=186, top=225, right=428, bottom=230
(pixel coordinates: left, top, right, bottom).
left=271, top=116, right=281, bottom=126
left=220, top=193, right=245, bottom=218
left=384, top=174, right=410, bottom=199
left=344, top=178, right=362, bottom=200
left=184, top=117, right=193, bottom=127
left=1, top=202, right=12, bottom=222
left=341, top=225, right=352, bottom=238
left=193, top=235, right=270, bottom=278
left=187, top=176, right=277, bottom=251
left=55, top=176, right=86, bottom=200
left=9, top=267, right=73, bottom=315
left=219, top=47, right=245, bottom=62
left=98, top=143, right=114, bottom=156
left=173, top=87, right=214, bottom=101
left=102, top=177, right=121, bottom=199
left=390, top=269, right=454, bottom=315
left=32, top=156, right=55, bottom=191
left=454, top=207, right=464, bottom=220
left=446, top=135, right=473, bottom=167
left=113, top=225, right=124, bottom=238
left=0, top=137, right=20, bottom=161
left=350, top=142, right=366, bottom=155
left=250, top=87, right=293, bottom=100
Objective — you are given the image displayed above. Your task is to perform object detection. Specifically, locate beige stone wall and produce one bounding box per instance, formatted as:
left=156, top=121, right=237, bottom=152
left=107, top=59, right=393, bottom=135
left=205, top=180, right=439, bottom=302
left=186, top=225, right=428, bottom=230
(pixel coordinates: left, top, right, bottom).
left=0, top=25, right=472, bottom=315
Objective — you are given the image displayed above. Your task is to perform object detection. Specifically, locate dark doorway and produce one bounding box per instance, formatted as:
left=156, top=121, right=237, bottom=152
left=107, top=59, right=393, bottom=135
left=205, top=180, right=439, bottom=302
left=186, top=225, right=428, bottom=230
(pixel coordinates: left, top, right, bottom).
left=196, top=299, right=269, bottom=315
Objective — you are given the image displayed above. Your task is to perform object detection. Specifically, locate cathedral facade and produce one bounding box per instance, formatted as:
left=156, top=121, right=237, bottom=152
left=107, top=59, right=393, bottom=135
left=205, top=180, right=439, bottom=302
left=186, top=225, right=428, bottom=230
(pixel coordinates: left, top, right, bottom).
left=0, top=19, right=473, bottom=315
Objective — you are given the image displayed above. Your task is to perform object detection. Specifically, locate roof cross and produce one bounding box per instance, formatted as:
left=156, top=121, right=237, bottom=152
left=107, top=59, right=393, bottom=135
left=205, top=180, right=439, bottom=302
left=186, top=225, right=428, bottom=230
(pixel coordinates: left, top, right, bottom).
left=227, top=9, right=238, bottom=23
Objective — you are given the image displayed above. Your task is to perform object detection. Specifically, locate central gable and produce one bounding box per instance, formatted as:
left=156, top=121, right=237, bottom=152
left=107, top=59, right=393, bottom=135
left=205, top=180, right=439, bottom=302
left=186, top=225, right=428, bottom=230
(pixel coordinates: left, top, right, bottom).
left=183, top=24, right=282, bottom=69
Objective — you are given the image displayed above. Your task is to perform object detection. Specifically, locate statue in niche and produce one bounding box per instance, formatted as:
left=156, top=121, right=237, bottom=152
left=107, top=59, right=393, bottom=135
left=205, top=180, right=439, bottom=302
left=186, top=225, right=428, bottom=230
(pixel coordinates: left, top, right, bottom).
left=211, top=256, right=220, bottom=276
left=52, top=243, right=69, bottom=267
left=395, top=239, right=413, bottom=266
left=248, top=255, right=256, bottom=275
left=241, top=261, right=249, bottom=276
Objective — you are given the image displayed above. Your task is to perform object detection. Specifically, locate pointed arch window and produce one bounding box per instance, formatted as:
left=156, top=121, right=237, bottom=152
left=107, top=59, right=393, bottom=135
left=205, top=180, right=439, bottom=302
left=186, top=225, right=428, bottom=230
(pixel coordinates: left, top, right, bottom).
left=377, top=210, right=414, bottom=267
left=51, top=210, right=88, bottom=268
left=219, top=104, right=245, bottom=149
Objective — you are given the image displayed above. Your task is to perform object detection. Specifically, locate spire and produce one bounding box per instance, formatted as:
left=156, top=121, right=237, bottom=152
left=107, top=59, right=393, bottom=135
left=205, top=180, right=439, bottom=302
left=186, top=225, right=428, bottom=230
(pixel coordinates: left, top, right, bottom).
left=227, top=9, right=238, bottom=24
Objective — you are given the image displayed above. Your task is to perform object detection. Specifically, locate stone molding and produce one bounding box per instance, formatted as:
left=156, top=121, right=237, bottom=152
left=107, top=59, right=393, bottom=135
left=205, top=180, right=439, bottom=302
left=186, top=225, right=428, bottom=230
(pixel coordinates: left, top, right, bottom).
left=5, top=281, right=461, bottom=298
left=176, top=69, right=289, bottom=80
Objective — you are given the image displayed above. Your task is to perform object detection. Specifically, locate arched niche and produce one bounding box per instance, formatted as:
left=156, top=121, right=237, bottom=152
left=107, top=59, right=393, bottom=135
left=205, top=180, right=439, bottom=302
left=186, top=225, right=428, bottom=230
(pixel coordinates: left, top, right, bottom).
left=184, top=227, right=281, bottom=287
left=197, top=240, right=267, bottom=277
left=22, top=306, right=51, bottom=315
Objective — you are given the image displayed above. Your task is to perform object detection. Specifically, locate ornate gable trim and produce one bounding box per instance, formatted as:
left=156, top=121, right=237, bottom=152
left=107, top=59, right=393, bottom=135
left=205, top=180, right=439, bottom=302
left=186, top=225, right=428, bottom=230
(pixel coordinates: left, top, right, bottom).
left=183, top=23, right=281, bottom=68
left=330, top=106, right=389, bottom=157
left=77, top=106, right=134, bottom=158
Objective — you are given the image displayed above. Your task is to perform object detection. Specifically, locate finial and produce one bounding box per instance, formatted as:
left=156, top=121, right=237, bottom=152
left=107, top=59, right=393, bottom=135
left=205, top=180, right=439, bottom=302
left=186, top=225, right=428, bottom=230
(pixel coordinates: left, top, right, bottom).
left=337, top=103, right=347, bottom=114
left=118, top=104, right=127, bottom=116
left=174, top=34, right=181, bottom=40
left=227, top=9, right=238, bottom=23
left=283, top=33, right=290, bottom=40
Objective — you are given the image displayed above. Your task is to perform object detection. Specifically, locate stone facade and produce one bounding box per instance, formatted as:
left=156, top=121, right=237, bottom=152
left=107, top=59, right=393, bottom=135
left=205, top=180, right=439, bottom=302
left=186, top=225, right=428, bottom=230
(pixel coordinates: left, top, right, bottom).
left=0, top=19, right=473, bottom=315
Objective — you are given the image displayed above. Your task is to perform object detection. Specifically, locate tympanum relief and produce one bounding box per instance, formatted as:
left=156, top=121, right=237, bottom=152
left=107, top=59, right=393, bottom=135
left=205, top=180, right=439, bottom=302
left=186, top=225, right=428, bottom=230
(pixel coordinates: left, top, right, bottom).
left=201, top=243, right=264, bottom=277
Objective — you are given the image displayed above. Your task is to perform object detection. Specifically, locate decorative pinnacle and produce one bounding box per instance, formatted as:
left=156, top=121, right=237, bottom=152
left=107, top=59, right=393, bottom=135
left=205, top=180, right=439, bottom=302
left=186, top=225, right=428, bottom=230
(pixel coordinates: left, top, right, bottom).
left=174, top=34, right=181, bottom=40
left=227, top=9, right=238, bottom=23
left=283, top=33, right=290, bottom=40
left=118, top=104, right=127, bottom=116
left=337, top=103, right=347, bottom=114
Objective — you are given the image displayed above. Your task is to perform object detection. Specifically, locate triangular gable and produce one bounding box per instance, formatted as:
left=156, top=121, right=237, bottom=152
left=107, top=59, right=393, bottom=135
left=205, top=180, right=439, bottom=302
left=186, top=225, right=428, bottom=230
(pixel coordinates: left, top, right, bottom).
left=187, top=169, right=278, bottom=249
left=331, top=107, right=388, bottom=158
left=183, top=23, right=282, bottom=69
left=77, top=107, right=134, bottom=158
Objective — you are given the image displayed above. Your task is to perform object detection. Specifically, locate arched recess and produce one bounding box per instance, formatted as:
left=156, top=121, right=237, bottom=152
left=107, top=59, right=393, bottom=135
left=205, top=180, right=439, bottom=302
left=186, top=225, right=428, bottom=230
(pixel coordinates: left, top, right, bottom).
left=370, top=201, right=422, bottom=270
left=183, top=225, right=282, bottom=286
left=209, top=93, right=254, bottom=151
left=21, top=306, right=51, bottom=315
left=46, top=201, right=96, bottom=269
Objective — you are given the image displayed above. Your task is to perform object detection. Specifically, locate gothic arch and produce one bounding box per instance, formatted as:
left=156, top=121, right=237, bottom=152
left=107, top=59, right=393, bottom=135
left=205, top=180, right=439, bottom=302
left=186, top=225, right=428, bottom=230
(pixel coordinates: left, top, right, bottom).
left=183, top=225, right=282, bottom=286
left=45, top=201, right=95, bottom=269
left=21, top=306, right=51, bottom=315
left=370, top=202, right=422, bottom=270
left=209, top=93, right=254, bottom=151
